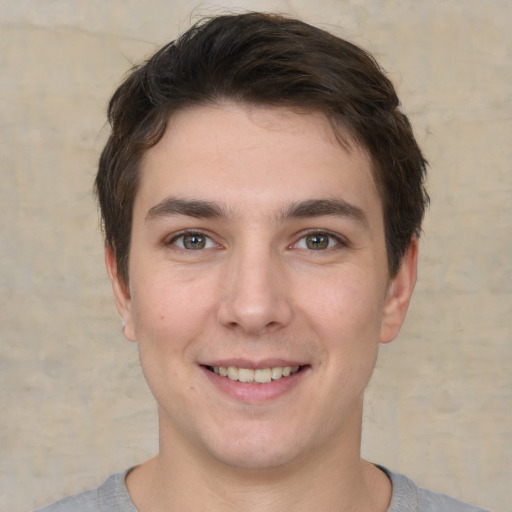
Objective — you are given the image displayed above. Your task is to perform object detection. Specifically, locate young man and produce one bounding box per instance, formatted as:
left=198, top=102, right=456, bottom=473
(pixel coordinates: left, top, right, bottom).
left=37, top=12, right=488, bottom=512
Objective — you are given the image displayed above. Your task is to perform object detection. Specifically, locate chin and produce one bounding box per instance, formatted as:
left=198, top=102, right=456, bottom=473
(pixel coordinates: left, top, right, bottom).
left=204, top=426, right=309, bottom=472
left=213, top=448, right=299, bottom=472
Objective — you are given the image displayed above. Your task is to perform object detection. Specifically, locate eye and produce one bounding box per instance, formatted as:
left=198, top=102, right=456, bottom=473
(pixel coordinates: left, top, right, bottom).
left=170, top=232, right=217, bottom=250
left=294, top=232, right=343, bottom=251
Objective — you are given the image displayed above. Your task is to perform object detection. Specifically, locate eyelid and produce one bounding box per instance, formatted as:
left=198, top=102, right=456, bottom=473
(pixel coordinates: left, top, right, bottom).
left=292, top=229, right=350, bottom=250
left=165, top=229, right=220, bottom=249
left=163, top=228, right=348, bottom=250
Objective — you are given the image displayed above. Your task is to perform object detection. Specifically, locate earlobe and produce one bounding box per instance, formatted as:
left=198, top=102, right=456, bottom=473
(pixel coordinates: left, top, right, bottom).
left=105, top=246, right=136, bottom=342
left=380, top=238, right=418, bottom=344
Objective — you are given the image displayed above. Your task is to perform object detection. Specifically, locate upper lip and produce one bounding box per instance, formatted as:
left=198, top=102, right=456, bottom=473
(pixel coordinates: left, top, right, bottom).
left=201, top=358, right=307, bottom=369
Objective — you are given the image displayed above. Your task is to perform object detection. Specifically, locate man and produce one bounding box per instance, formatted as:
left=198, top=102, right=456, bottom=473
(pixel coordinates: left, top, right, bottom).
left=37, top=12, right=489, bottom=512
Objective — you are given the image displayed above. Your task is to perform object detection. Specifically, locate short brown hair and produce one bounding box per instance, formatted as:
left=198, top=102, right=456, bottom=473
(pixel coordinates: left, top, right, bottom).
left=96, top=12, right=428, bottom=284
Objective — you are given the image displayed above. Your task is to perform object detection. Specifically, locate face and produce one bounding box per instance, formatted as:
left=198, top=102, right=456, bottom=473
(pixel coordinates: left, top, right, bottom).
left=107, top=103, right=417, bottom=471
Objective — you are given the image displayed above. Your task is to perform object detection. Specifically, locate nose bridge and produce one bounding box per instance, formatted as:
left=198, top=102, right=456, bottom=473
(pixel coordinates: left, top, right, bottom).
left=218, top=236, right=292, bottom=334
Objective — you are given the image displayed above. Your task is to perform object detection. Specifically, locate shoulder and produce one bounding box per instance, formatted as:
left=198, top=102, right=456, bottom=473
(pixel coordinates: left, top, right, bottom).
left=380, top=466, right=490, bottom=512
left=32, top=470, right=137, bottom=512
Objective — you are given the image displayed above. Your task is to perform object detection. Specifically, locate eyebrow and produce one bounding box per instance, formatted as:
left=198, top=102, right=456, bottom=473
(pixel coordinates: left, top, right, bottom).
left=145, top=197, right=230, bottom=222
left=278, top=198, right=369, bottom=227
left=145, top=196, right=368, bottom=227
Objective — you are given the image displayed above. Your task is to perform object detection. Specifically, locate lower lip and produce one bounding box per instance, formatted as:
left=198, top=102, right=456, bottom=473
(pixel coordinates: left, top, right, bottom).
left=201, top=366, right=308, bottom=403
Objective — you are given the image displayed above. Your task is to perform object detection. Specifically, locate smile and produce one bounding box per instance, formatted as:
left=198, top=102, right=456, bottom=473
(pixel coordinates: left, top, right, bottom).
left=208, top=366, right=300, bottom=384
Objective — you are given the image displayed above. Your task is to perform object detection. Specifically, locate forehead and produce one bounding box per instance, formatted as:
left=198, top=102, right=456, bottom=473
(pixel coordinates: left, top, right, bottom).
left=136, top=103, right=380, bottom=221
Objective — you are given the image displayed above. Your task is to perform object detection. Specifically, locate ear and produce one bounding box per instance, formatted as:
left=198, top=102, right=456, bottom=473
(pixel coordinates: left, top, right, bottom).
left=380, top=238, right=418, bottom=344
left=105, top=246, right=136, bottom=342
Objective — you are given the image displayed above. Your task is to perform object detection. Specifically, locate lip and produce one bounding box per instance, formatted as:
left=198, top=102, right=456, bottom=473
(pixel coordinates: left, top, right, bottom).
left=202, top=358, right=306, bottom=369
left=200, top=361, right=310, bottom=403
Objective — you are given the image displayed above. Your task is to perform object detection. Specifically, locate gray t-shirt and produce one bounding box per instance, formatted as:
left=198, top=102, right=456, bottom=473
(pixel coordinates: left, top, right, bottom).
left=34, top=466, right=489, bottom=512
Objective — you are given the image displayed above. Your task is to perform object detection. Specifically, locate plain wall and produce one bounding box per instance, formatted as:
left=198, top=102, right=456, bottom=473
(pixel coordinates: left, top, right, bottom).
left=1, top=1, right=510, bottom=511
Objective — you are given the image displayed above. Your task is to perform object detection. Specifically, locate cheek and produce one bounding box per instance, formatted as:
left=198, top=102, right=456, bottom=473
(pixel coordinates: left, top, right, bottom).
left=303, top=270, right=385, bottom=336
left=130, top=269, right=219, bottom=353
left=129, top=272, right=218, bottom=408
left=301, top=271, right=385, bottom=379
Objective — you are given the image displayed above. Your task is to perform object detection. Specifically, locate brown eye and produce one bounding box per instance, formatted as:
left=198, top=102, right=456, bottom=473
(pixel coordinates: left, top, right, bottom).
left=305, top=234, right=330, bottom=250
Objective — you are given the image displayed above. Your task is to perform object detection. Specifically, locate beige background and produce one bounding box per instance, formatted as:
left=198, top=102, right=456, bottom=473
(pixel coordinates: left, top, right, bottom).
left=1, top=1, right=510, bottom=511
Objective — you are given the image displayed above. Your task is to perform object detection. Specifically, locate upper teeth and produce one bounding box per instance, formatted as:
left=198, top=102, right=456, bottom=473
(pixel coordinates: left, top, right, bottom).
left=213, top=366, right=300, bottom=383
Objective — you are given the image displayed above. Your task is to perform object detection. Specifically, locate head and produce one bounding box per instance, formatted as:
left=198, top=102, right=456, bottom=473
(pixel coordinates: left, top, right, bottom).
left=95, top=12, right=428, bottom=285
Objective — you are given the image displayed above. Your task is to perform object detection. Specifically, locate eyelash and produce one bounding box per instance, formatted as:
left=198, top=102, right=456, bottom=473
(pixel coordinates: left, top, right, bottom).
left=166, top=230, right=219, bottom=250
left=165, top=229, right=348, bottom=252
left=292, top=230, right=349, bottom=251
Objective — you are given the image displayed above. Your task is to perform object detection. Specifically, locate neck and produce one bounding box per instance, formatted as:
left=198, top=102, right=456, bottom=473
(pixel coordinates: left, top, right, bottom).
left=126, top=404, right=392, bottom=512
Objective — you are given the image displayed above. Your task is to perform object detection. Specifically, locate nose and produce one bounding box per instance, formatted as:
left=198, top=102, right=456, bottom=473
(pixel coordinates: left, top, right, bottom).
left=216, top=244, right=293, bottom=335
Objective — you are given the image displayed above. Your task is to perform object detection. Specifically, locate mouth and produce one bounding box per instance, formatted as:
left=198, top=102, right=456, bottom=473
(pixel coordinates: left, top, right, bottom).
left=204, top=365, right=305, bottom=384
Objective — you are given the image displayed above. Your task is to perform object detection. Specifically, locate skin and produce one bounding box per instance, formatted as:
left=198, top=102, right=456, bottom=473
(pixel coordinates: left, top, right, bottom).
left=106, top=102, right=418, bottom=512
